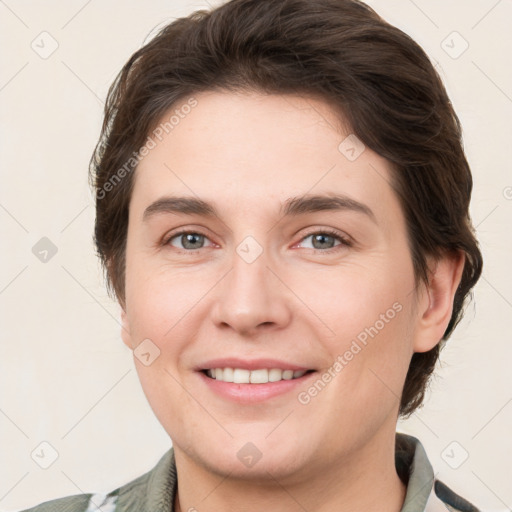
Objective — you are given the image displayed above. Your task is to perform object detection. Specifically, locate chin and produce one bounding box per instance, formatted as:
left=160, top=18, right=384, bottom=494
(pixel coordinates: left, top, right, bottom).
left=201, top=447, right=308, bottom=482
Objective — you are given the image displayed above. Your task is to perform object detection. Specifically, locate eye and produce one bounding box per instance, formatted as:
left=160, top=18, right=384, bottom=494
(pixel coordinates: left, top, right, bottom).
left=296, top=229, right=352, bottom=251
left=162, top=229, right=351, bottom=252
left=165, top=231, right=214, bottom=251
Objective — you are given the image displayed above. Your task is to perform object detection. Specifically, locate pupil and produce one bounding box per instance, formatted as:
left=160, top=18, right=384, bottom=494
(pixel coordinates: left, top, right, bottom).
left=183, top=233, right=203, bottom=249
left=313, top=234, right=333, bottom=249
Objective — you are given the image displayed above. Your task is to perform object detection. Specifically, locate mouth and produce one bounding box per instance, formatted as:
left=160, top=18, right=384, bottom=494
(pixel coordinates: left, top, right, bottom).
left=200, top=368, right=316, bottom=384
left=194, top=357, right=319, bottom=403
left=197, top=366, right=318, bottom=403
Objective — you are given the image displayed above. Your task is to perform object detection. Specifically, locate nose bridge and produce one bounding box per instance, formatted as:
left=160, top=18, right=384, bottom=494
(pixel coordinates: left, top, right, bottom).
left=212, top=235, right=291, bottom=335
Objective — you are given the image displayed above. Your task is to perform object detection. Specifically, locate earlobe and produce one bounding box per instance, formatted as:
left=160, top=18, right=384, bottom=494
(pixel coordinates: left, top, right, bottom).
left=413, top=250, right=466, bottom=353
left=120, top=308, right=133, bottom=350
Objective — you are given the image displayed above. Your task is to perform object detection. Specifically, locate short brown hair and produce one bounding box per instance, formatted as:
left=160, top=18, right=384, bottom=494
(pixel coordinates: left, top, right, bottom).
left=89, top=0, right=483, bottom=417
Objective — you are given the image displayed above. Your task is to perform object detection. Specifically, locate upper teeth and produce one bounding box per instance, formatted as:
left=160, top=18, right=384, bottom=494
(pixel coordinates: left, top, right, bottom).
left=206, top=368, right=307, bottom=384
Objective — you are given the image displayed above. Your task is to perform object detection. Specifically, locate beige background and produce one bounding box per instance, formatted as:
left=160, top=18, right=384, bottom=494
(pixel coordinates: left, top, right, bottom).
left=0, top=0, right=511, bottom=510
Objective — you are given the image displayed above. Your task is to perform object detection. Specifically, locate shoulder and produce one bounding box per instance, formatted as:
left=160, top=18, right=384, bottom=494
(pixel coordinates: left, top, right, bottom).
left=16, top=448, right=175, bottom=512
left=18, top=493, right=93, bottom=512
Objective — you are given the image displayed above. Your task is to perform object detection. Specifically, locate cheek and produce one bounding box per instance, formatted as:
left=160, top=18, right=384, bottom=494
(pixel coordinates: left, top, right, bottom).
left=124, top=260, right=202, bottom=343
left=302, top=261, right=411, bottom=341
left=308, top=262, right=415, bottom=398
left=331, top=303, right=413, bottom=418
left=125, top=268, right=202, bottom=423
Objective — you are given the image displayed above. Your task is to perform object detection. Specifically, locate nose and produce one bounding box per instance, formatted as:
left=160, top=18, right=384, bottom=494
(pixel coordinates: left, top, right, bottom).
left=210, top=244, right=293, bottom=337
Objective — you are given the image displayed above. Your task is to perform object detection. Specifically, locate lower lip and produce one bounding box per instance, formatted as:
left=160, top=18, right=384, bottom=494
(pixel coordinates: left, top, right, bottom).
left=197, top=371, right=316, bottom=403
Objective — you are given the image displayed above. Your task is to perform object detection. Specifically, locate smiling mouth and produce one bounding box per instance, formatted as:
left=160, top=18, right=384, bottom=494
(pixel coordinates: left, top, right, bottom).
left=201, top=368, right=316, bottom=384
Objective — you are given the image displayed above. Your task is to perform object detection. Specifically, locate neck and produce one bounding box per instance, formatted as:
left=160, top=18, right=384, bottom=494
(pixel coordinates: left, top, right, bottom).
left=173, top=428, right=407, bottom=512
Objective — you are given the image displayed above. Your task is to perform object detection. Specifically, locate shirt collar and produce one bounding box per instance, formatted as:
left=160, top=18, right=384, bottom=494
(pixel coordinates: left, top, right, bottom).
left=396, top=432, right=436, bottom=512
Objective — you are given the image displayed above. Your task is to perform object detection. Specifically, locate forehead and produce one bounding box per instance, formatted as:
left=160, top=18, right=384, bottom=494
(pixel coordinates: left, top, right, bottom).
left=131, top=91, right=402, bottom=231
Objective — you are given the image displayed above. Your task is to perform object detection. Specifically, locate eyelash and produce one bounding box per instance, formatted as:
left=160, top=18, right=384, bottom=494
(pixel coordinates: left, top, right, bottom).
left=162, top=228, right=353, bottom=253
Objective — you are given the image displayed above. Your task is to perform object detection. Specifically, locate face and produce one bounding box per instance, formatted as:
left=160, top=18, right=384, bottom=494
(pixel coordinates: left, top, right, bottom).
left=121, top=91, right=436, bottom=482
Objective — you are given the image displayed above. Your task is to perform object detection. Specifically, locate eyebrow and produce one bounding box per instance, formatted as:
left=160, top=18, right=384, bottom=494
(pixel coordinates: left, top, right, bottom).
left=142, top=193, right=377, bottom=224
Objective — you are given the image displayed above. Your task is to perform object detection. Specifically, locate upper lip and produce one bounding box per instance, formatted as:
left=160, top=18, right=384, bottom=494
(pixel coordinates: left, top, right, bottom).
left=195, top=357, right=315, bottom=372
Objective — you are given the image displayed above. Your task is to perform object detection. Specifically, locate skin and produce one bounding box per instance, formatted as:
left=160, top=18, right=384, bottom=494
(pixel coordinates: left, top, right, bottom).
left=120, top=91, right=465, bottom=511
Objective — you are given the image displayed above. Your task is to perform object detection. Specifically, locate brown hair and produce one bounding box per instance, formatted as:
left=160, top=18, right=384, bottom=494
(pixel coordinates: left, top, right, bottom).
left=89, top=0, right=483, bottom=418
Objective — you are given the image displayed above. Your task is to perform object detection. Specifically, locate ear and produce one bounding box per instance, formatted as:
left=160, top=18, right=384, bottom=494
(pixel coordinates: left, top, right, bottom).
left=120, top=307, right=134, bottom=350
left=413, top=249, right=466, bottom=353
